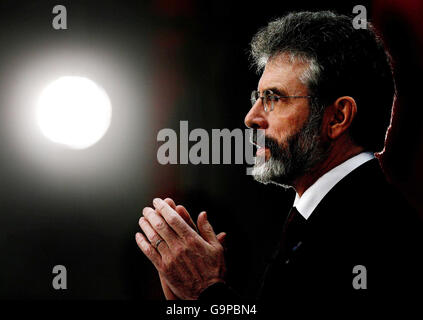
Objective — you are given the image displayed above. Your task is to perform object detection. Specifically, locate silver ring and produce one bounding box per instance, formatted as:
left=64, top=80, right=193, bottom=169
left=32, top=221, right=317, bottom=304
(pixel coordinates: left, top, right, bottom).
left=154, top=239, right=164, bottom=250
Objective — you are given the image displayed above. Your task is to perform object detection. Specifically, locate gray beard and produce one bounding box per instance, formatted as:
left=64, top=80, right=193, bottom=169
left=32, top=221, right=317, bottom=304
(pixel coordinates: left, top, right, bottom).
left=251, top=156, right=292, bottom=188
left=251, top=111, right=327, bottom=188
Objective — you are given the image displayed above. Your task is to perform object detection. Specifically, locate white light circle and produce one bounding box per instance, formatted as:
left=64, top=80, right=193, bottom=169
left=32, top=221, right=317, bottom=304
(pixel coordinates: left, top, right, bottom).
left=36, top=76, right=112, bottom=149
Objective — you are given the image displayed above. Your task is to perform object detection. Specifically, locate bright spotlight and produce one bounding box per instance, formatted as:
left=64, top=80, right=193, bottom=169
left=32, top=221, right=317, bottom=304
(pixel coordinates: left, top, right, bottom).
left=36, top=76, right=112, bottom=150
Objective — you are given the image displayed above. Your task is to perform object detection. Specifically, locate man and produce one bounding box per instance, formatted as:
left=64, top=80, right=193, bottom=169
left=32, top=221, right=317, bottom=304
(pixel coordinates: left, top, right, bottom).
left=135, top=11, right=423, bottom=300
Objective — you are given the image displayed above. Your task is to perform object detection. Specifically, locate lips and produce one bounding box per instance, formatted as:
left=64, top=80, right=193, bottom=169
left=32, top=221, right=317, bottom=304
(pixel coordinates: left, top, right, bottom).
left=250, top=140, right=267, bottom=158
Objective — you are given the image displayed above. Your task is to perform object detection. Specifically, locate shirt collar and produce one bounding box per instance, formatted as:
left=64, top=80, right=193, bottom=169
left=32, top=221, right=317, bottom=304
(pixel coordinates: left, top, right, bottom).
left=293, top=152, right=375, bottom=220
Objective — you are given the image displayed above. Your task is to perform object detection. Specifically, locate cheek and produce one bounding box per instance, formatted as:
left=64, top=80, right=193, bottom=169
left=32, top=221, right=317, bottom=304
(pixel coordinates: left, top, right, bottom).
left=267, top=108, right=309, bottom=142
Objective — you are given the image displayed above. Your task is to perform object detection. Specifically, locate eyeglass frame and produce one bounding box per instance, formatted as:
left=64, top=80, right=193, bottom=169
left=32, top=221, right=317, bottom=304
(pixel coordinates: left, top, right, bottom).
left=250, top=89, right=312, bottom=112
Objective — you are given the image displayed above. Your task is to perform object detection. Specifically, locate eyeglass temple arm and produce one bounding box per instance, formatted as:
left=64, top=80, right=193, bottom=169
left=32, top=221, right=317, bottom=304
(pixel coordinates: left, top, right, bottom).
left=278, top=95, right=312, bottom=98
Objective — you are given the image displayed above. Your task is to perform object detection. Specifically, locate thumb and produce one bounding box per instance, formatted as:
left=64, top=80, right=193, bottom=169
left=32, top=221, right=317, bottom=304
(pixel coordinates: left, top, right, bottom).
left=197, top=211, right=218, bottom=244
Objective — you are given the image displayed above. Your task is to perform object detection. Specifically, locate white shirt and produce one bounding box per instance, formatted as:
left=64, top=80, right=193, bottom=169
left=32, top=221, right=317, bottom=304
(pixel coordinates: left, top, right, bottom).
left=293, top=152, right=375, bottom=220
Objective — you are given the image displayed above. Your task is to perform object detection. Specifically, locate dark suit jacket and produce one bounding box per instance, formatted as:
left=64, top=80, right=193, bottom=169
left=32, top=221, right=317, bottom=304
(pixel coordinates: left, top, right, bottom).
left=199, top=158, right=423, bottom=301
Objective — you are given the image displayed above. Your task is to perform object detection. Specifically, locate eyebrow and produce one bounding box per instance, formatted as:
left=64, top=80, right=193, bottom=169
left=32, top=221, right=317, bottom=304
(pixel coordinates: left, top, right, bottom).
left=259, top=87, right=289, bottom=96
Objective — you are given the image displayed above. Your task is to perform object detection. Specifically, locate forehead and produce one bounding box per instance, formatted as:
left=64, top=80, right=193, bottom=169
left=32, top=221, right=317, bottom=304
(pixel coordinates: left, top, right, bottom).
left=258, top=54, right=309, bottom=94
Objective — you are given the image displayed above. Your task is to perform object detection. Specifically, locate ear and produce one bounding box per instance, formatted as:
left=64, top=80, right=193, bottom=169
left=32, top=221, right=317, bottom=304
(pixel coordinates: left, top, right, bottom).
left=327, top=96, right=357, bottom=140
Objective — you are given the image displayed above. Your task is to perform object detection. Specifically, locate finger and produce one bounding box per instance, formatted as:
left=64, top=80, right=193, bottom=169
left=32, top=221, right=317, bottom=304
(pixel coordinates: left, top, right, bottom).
left=175, top=205, right=198, bottom=232
left=197, top=211, right=219, bottom=245
left=153, top=198, right=197, bottom=238
left=164, top=198, right=177, bottom=210
left=139, top=217, right=171, bottom=256
left=135, top=232, right=162, bottom=269
left=216, top=232, right=226, bottom=246
left=143, top=206, right=179, bottom=246
left=164, top=198, right=197, bottom=231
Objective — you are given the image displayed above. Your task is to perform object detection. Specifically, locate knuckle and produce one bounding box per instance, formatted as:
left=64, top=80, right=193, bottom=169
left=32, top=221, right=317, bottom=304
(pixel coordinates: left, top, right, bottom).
left=162, top=257, right=175, bottom=272
left=144, top=245, right=154, bottom=257
left=174, top=243, right=189, bottom=257
left=154, top=220, right=166, bottom=230
left=167, top=214, right=178, bottom=225
left=173, top=245, right=184, bottom=256
left=185, top=235, right=196, bottom=247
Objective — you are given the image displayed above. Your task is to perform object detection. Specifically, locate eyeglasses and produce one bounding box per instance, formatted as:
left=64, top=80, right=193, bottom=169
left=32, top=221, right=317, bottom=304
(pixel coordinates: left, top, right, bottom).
left=250, top=89, right=312, bottom=112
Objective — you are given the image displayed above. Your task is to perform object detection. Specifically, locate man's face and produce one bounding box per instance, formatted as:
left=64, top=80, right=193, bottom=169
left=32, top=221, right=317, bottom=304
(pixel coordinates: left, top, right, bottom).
left=245, top=54, right=325, bottom=187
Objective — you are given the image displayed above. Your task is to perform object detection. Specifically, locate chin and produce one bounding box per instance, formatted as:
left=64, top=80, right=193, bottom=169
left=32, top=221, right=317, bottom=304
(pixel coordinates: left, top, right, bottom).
left=251, top=157, right=294, bottom=190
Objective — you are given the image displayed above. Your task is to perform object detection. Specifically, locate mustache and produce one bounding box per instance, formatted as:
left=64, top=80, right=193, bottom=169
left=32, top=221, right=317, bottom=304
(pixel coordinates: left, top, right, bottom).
left=249, top=130, right=278, bottom=149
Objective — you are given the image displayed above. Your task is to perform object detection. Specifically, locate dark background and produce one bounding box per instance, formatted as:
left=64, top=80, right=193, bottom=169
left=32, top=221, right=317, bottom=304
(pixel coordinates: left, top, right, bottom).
left=0, top=0, right=421, bottom=299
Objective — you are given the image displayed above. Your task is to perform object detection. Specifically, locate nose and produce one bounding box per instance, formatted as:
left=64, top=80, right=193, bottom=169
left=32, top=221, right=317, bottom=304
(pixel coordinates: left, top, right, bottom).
left=244, top=100, right=268, bottom=129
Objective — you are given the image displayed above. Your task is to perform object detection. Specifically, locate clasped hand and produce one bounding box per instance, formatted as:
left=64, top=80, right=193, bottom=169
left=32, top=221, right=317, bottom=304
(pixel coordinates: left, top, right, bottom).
left=135, top=197, right=226, bottom=300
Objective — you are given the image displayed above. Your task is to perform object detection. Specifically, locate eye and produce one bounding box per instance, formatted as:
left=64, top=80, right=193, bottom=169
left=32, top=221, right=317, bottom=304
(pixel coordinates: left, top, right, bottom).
left=250, top=91, right=259, bottom=105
